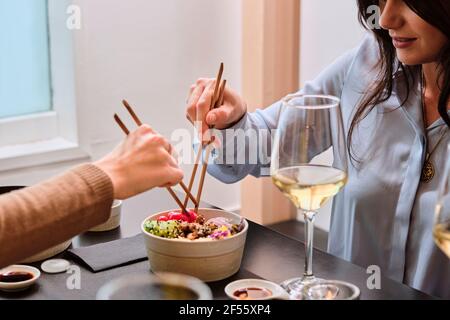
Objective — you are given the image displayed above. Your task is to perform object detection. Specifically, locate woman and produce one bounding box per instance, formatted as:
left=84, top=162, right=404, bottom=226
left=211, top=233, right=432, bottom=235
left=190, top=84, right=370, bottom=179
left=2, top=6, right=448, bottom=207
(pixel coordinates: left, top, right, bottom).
left=0, top=125, right=183, bottom=268
left=185, top=0, right=449, bottom=298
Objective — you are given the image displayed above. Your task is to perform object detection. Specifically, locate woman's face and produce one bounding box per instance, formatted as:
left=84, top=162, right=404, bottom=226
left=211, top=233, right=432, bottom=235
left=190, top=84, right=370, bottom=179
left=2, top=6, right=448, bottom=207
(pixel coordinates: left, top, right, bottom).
left=379, top=0, right=448, bottom=65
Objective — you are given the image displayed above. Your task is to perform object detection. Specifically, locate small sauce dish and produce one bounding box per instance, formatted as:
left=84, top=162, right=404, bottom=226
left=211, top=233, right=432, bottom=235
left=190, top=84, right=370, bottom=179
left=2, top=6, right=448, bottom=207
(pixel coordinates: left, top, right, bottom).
left=225, top=279, right=289, bottom=300
left=0, top=265, right=41, bottom=292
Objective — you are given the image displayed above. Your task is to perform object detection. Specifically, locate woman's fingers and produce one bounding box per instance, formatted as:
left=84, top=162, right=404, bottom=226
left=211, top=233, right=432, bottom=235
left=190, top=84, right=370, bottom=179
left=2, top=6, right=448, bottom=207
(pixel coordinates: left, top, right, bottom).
left=186, top=78, right=214, bottom=123
left=206, top=106, right=232, bottom=127
left=195, top=80, right=215, bottom=120
left=186, top=82, right=206, bottom=123
left=186, top=79, right=215, bottom=122
left=186, top=78, right=247, bottom=139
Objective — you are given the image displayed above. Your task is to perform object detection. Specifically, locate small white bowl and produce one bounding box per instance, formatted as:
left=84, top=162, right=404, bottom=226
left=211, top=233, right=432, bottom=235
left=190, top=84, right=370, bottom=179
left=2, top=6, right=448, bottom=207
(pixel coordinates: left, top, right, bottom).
left=89, top=200, right=122, bottom=232
left=0, top=265, right=41, bottom=292
left=225, top=279, right=290, bottom=300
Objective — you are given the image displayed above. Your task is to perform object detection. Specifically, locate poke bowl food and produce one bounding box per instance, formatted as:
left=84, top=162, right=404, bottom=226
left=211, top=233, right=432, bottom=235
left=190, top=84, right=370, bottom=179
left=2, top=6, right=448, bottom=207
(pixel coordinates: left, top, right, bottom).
left=141, top=208, right=248, bottom=282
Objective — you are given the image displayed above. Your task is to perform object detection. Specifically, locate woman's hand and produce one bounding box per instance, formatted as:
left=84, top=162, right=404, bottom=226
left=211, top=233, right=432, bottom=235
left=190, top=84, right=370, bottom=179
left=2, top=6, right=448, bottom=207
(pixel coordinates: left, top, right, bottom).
left=186, top=78, right=247, bottom=140
left=95, top=125, right=184, bottom=199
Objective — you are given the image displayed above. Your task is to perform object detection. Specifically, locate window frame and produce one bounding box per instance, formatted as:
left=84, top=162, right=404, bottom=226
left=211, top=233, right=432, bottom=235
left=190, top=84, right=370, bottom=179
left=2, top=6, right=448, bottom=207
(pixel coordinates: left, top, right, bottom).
left=0, top=0, right=89, bottom=171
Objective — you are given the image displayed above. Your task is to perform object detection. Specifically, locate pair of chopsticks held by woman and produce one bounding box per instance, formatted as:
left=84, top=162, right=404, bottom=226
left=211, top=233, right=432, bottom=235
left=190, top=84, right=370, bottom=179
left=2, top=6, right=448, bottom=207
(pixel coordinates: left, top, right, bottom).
left=0, top=0, right=449, bottom=299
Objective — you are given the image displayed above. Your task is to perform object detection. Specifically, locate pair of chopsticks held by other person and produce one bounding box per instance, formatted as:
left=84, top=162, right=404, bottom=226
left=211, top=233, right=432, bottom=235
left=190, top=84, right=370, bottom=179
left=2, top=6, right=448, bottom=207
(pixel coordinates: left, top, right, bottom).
left=0, top=67, right=228, bottom=268
left=0, top=124, right=183, bottom=268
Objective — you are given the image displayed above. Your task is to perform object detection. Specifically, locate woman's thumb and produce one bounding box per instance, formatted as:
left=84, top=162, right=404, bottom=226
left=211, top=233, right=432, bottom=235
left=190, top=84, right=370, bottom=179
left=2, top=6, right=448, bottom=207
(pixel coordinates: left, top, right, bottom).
left=206, top=108, right=229, bottom=126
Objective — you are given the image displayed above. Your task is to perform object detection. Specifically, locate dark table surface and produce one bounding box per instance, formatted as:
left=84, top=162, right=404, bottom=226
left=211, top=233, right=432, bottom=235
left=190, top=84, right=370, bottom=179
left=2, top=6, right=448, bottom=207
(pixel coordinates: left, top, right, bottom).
left=0, top=188, right=434, bottom=300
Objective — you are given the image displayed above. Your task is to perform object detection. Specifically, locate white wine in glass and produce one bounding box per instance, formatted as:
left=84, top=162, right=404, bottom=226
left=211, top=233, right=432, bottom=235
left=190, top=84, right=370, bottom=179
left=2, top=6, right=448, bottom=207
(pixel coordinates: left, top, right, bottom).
left=434, top=144, right=450, bottom=258
left=271, top=94, right=350, bottom=300
left=272, top=165, right=347, bottom=211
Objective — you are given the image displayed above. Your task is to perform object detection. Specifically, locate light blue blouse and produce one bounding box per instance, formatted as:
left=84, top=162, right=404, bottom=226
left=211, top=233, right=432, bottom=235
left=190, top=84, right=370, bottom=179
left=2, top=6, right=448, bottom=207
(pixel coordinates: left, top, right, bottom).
left=206, top=34, right=450, bottom=299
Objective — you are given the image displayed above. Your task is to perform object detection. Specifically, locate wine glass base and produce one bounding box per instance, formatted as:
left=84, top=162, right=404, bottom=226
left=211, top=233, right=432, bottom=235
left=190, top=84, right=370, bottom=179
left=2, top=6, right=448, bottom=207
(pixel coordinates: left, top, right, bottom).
left=280, top=277, right=355, bottom=300
left=280, top=276, right=323, bottom=300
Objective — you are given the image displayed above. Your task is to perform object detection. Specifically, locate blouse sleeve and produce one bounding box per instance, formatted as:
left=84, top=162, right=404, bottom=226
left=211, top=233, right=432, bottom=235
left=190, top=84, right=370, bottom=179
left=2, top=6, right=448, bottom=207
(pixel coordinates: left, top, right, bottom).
left=207, top=35, right=372, bottom=183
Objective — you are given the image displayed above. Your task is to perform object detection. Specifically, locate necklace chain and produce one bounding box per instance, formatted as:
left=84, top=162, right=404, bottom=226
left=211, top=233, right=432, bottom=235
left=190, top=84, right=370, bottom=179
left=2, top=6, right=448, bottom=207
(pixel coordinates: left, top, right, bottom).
left=420, top=69, right=448, bottom=183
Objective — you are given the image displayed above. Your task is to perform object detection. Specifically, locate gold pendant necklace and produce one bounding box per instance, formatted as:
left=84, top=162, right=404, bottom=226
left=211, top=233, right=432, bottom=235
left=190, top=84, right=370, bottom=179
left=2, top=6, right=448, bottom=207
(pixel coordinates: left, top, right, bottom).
left=421, top=154, right=435, bottom=183
left=420, top=70, right=448, bottom=183
left=420, top=128, right=447, bottom=183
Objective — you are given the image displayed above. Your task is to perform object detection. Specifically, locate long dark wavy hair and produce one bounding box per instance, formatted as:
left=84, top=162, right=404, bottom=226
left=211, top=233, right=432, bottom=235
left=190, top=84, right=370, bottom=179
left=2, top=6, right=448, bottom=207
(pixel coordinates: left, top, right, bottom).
left=350, top=0, right=450, bottom=162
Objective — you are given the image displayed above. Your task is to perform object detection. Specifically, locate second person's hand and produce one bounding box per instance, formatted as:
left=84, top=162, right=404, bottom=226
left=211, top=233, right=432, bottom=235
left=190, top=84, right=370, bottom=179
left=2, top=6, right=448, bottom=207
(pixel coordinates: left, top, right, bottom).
left=185, top=78, right=247, bottom=140
left=95, top=125, right=184, bottom=200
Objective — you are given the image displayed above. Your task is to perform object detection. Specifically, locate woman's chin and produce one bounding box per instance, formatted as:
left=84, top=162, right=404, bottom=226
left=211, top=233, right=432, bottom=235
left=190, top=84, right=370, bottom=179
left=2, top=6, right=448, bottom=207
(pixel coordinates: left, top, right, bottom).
left=396, top=51, right=439, bottom=67
left=396, top=53, right=422, bottom=66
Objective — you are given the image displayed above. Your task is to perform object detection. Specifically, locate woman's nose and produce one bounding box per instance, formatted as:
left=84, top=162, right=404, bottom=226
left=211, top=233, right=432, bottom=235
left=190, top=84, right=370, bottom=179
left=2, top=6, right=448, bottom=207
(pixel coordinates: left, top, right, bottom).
left=379, top=0, right=404, bottom=31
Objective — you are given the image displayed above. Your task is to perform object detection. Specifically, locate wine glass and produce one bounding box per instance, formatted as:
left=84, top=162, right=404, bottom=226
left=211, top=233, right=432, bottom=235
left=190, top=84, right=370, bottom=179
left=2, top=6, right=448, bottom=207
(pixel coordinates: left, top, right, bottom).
left=271, top=94, right=349, bottom=300
left=434, top=143, right=450, bottom=258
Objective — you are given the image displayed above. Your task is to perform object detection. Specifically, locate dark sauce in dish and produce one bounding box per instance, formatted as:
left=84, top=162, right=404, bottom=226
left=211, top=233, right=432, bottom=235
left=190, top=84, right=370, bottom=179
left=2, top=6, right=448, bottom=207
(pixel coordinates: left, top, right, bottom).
left=233, top=287, right=272, bottom=300
left=0, top=271, right=34, bottom=283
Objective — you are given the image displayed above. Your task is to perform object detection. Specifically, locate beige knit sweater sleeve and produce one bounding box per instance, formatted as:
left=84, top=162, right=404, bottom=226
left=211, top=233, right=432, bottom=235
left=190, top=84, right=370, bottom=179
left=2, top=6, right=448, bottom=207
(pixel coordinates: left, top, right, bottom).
left=0, top=164, right=114, bottom=268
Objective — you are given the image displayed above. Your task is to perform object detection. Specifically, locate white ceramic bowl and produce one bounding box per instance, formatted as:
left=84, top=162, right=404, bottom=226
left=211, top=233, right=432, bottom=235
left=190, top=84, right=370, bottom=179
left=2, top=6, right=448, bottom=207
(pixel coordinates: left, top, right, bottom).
left=0, top=265, right=41, bottom=292
left=21, top=239, right=72, bottom=264
left=141, top=208, right=248, bottom=282
left=89, top=200, right=122, bottom=232
left=225, top=279, right=290, bottom=300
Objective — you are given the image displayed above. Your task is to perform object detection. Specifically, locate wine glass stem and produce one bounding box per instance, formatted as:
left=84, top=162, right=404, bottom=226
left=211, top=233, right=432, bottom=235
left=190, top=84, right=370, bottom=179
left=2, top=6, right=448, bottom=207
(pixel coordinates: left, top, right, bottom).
left=303, top=210, right=316, bottom=280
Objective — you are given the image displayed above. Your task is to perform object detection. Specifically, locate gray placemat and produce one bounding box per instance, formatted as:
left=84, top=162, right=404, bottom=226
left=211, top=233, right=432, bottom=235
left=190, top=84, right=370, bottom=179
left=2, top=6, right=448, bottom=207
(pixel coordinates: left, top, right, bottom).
left=67, top=234, right=147, bottom=272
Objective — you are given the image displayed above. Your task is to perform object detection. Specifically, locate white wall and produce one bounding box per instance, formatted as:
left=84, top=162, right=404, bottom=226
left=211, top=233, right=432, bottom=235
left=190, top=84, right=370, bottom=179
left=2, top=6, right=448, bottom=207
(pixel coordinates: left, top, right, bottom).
left=299, top=0, right=365, bottom=231
left=1, top=0, right=368, bottom=224
left=300, top=0, right=365, bottom=86
left=0, top=0, right=242, bottom=211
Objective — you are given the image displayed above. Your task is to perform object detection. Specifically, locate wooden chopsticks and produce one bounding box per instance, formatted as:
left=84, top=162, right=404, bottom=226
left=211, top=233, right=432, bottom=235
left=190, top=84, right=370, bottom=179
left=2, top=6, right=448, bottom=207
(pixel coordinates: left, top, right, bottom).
left=122, top=99, right=142, bottom=126
left=183, top=63, right=226, bottom=212
left=113, top=99, right=197, bottom=213
left=113, top=114, right=130, bottom=135
left=182, top=146, right=202, bottom=208
left=113, top=63, right=226, bottom=214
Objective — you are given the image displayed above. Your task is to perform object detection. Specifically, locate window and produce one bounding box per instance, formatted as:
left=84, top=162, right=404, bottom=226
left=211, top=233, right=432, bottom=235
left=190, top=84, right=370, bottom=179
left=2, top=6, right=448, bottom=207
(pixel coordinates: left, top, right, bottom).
left=0, top=0, right=88, bottom=171
left=0, top=0, right=52, bottom=119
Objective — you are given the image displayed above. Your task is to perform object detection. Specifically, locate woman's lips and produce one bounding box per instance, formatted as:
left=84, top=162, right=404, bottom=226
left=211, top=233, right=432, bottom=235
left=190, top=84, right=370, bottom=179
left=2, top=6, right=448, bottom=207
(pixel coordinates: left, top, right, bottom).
left=392, top=37, right=417, bottom=49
